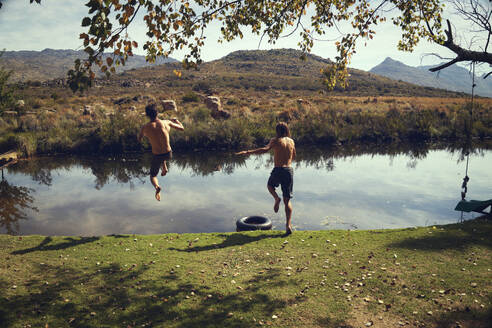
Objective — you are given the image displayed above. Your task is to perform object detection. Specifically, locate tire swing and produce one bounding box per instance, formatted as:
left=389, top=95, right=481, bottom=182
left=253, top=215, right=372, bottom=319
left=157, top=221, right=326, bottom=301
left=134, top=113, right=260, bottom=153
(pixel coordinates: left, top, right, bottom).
left=236, top=216, right=272, bottom=231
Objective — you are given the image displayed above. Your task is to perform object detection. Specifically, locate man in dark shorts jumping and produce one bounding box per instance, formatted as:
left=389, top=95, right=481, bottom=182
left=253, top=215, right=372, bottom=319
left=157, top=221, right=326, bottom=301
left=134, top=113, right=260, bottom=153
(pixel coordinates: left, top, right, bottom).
left=138, top=103, right=184, bottom=201
left=236, top=122, right=296, bottom=235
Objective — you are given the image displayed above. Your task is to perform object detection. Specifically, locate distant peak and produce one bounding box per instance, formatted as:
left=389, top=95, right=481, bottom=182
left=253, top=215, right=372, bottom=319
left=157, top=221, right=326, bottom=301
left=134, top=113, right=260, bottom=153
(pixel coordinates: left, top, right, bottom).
left=381, top=57, right=399, bottom=64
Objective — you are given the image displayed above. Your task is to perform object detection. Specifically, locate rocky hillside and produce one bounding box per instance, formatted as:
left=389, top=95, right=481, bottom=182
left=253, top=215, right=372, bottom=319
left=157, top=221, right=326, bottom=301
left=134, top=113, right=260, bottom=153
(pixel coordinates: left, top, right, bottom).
left=115, top=49, right=465, bottom=97
left=0, top=48, right=178, bottom=82
left=370, top=57, right=492, bottom=98
left=1, top=48, right=469, bottom=97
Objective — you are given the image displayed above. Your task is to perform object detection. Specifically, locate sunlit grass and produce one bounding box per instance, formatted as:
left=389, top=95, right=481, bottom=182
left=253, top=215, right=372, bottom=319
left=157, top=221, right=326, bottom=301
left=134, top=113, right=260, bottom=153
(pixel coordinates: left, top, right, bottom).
left=0, top=218, right=490, bottom=327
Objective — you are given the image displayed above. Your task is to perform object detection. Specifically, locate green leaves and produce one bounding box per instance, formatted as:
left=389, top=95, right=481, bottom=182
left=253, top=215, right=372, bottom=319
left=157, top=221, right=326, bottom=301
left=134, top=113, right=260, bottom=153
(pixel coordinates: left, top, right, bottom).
left=81, top=17, right=92, bottom=27
left=64, top=0, right=452, bottom=92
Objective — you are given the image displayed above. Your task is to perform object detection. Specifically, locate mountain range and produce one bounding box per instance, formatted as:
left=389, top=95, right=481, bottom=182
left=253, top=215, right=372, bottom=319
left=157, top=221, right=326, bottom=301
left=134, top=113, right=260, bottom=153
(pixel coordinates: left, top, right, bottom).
left=370, top=57, right=492, bottom=98
left=114, top=48, right=464, bottom=97
left=0, top=48, right=178, bottom=82
left=0, top=48, right=470, bottom=98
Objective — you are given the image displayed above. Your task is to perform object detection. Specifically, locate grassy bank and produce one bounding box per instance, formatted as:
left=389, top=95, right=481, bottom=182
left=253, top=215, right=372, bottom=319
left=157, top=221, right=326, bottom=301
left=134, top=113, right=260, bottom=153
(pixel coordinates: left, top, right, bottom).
left=1, top=93, right=492, bottom=157
left=0, top=218, right=490, bottom=327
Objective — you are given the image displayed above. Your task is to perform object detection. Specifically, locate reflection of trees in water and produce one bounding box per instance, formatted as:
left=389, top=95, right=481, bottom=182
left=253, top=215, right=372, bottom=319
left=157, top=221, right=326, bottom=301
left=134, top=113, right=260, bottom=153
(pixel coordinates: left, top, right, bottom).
left=87, top=157, right=147, bottom=190
left=0, top=177, right=38, bottom=235
left=171, top=151, right=248, bottom=176
left=8, top=156, right=148, bottom=190
left=445, top=140, right=489, bottom=164
left=6, top=141, right=492, bottom=189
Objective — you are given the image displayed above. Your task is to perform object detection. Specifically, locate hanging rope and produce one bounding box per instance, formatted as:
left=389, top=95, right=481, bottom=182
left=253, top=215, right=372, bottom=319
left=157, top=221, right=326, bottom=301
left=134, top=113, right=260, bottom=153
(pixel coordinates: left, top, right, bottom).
left=460, top=61, right=476, bottom=200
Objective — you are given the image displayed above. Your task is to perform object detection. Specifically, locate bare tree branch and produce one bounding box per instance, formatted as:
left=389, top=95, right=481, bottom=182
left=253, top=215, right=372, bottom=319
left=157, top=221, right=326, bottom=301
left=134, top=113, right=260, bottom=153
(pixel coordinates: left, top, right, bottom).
left=429, top=19, right=492, bottom=72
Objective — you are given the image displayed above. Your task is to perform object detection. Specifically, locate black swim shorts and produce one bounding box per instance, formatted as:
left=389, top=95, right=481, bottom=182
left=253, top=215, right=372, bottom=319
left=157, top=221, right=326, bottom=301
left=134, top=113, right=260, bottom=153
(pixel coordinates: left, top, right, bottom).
left=150, top=151, right=172, bottom=177
left=267, top=167, right=294, bottom=199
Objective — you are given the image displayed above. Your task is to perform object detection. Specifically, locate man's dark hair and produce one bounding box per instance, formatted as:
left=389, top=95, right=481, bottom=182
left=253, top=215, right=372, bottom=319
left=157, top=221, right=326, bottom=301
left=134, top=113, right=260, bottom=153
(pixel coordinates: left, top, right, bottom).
left=276, top=122, right=290, bottom=138
left=145, top=103, right=158, bottom=120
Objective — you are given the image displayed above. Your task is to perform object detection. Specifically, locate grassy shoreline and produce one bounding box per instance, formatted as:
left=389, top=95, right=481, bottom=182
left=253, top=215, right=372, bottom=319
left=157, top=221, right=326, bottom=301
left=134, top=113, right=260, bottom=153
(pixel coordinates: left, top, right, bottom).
left=1, top=92, right=492, bottom=157
left=1, top=218, right=490, bottom=327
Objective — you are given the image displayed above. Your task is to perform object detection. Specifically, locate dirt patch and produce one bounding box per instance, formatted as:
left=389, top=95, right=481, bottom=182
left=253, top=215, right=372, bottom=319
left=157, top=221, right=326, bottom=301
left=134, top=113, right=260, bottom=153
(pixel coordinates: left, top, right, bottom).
left=347, top=299, right=420, bottom=328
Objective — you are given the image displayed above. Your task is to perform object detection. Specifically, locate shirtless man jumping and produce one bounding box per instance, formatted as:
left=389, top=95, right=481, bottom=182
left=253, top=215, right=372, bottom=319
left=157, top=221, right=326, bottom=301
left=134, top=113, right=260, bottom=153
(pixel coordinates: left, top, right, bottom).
left=236, top=122, right=296, bottom=235
left=138, top=103, right=184, bottom=201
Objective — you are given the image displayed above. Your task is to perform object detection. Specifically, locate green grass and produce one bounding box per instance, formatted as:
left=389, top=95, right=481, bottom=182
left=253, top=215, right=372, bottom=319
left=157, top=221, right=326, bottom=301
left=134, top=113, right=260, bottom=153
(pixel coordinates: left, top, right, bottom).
left=0, top=218, right=490, bottom=327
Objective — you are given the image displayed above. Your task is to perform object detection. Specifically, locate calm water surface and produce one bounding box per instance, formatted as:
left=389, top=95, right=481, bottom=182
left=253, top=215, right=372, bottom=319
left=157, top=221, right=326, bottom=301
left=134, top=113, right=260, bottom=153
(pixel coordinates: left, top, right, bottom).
left=1, top=145, right=491, bottom=235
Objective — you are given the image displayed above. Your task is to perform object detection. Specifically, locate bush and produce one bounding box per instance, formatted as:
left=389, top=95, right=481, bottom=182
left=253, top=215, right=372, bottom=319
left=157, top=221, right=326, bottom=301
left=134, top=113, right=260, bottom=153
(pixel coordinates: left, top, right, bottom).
left=191, top=107, right=210, bottom=122
left=0, top=54, right=15, bottom=114
left=182, top=92, right=200, bottom=103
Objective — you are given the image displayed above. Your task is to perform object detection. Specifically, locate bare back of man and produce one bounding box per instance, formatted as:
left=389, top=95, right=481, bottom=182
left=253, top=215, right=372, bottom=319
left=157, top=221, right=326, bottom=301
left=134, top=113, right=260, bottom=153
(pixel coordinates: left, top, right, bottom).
left=138, top=104, right=184, bottom=201
left=141, top=119, right=174, bottom=177
left=236, top=122, right=296, bottom=235
left=142, top=119, right=172, bottom=155
left=271, top=137, right=296, bottom=167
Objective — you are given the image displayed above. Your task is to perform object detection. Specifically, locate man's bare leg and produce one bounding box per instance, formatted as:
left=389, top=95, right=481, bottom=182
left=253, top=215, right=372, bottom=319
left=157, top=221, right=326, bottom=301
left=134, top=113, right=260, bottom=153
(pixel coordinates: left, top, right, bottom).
left=150, top=176, right=161, bottom=201
left=284, top=197, right=293, bottom=234
left=161, top=160, right=168, bottom=176
left=267, top=184, right=281, bottom=213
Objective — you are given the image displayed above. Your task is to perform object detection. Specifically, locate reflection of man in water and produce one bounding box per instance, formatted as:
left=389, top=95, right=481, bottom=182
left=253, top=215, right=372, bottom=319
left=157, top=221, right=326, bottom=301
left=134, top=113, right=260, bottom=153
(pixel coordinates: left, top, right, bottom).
left=138, top=104, right=184, bottom=201
left=236, top=122, right=296, bottom=235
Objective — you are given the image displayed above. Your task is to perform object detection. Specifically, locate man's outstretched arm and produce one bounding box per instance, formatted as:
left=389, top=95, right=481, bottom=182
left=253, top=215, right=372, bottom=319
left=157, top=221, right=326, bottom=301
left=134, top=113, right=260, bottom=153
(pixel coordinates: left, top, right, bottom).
left=236, top=139, right=274, bottom=156
left=137, top=126, right=145, bottom=143
left=169, top=118, right=184, bottom=131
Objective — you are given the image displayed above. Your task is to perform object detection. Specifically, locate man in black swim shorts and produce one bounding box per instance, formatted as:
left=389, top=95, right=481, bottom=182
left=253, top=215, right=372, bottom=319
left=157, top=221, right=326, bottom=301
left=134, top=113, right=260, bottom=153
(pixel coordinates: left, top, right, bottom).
left=236, top=122, right=296, bottom=235
left=138, top=104, right=184, bottom=201
left=150, top=151, right=173, bottom=178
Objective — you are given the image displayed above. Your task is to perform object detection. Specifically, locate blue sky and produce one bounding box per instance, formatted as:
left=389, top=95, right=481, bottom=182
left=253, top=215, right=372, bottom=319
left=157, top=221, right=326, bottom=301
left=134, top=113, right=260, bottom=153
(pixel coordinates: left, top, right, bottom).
left=0, top=0, right=465, bottom=71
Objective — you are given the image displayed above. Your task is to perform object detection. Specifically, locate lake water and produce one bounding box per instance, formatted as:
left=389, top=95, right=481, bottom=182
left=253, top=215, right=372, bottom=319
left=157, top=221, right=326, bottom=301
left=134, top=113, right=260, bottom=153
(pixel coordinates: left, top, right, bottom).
left=1, top=144, right=491, bottom=236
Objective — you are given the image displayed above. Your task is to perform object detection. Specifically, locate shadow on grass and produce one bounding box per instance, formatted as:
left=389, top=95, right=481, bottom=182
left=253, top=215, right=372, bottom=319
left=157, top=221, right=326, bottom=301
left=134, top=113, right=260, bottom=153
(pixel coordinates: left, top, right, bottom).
left=0, top=263, right=303, bottom=327
left=430, top=305, right=492, bottom=328
left=10, top=236, right=100, bottom=255
left=387, top=217, right=492, bottom=251
left=316, top=317, right=355, bottom=328
left=168, top=232, right=286, bottom=252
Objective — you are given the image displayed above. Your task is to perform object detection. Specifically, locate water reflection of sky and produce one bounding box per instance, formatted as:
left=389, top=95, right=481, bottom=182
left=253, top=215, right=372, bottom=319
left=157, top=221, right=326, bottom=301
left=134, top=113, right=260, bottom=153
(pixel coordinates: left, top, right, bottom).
left=1, top=149, right=491, bottom=236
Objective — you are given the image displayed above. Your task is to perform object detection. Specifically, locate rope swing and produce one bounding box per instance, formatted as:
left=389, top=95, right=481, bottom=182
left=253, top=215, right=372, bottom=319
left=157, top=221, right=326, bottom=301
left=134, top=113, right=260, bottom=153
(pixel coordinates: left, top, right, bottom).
left=460, top=61, right=476, bottom=201
left=454, top=61, right=492, bottom=218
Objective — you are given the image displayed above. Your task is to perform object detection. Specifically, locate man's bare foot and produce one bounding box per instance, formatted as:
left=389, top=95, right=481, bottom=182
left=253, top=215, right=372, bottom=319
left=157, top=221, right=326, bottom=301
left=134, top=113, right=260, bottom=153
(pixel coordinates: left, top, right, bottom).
left=285, top=225, right=293, bottom=235
left=274, top=197, right=281, bottom=213
left=161, top=169, right=167, bottom=176
left=155, top=186, right=161, bottom=201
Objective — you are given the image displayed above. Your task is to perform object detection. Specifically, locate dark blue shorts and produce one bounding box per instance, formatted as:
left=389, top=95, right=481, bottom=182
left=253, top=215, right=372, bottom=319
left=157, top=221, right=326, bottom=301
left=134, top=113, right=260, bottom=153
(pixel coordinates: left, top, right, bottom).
left=267, top=167, right=293, bottom=199
left=150, top=151, right=172, bottom=177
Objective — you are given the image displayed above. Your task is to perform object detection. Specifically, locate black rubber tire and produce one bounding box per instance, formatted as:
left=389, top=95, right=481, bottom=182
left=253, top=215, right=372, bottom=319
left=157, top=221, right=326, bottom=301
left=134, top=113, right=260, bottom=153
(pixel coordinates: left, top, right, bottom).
left=236, top=216, right=272, bottom=231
